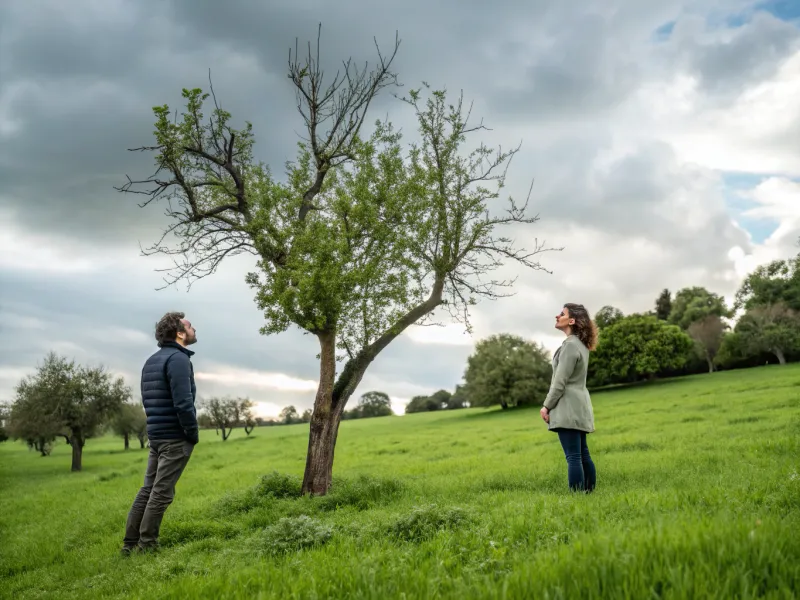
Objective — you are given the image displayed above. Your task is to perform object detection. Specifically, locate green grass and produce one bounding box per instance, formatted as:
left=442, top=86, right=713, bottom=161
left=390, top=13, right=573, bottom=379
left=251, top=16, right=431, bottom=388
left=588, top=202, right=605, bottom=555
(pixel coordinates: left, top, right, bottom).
left=1, top=365, right=799, bottom=599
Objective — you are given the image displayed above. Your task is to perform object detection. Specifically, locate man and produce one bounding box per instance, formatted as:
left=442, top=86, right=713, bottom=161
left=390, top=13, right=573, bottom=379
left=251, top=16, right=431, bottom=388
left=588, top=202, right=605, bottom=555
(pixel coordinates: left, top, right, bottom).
left=121, top=311, right=199, bottom=555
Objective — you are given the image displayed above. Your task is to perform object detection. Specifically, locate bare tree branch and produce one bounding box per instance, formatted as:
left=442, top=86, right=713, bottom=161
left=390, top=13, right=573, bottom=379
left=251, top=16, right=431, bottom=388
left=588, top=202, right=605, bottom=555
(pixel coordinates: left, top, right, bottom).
left=288, top=24, right=402, bottom=221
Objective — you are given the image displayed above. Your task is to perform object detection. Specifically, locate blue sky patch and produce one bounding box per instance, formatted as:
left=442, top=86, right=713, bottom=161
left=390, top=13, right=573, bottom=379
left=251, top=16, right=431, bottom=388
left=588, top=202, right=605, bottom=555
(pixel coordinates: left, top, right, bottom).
left=722, top=172, right=779, bottom=244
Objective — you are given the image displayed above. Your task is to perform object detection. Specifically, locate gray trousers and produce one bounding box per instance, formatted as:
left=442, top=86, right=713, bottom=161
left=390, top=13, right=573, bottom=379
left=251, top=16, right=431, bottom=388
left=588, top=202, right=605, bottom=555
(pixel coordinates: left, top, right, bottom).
left=123, top=439, right=194, bottom=549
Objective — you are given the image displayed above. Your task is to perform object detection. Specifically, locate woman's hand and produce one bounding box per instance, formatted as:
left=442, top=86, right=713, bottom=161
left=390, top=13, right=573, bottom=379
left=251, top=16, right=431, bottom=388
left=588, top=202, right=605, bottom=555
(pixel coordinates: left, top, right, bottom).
left=540, top=406, right=550, bottom=423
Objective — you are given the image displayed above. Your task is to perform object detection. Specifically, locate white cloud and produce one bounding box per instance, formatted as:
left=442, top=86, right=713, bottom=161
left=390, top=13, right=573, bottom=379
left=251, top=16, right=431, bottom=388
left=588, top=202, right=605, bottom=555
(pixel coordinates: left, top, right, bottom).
left=729, top=177, right=800, bottom=277
left=404, top=323, right=474, bottom=346
left=195, top=365, right=319, bottom=393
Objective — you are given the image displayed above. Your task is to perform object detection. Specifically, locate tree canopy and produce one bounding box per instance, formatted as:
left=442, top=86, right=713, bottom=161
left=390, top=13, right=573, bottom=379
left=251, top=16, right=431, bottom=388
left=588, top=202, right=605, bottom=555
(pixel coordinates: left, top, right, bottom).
left=463, top=334, right=552, bottom=409
left=734, top=254, right=800, bottom=313
left=119, top=31, right=554, bottom=494
left=589, top=315, right=694, bottom=385
left=668, top=287, right=730, bottom=330
left=595, top=305, right=624, bottom=329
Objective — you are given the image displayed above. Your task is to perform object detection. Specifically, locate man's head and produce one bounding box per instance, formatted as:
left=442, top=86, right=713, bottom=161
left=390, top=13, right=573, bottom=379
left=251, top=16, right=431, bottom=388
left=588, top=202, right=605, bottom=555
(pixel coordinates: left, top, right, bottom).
left=155, top=311, right=197, bottom=347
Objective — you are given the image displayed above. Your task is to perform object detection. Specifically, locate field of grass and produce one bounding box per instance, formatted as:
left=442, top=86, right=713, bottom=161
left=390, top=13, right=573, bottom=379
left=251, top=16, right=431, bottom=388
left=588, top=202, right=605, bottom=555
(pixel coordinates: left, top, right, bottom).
left=1, top=364, right=799, bottom=599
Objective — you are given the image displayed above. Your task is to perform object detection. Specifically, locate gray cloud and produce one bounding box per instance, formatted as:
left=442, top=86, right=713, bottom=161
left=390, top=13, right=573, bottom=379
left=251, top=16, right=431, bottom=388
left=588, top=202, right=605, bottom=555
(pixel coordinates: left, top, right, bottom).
left=1, top=0, right=798, bottom=411
left=667, top=11, right=800, bottom=96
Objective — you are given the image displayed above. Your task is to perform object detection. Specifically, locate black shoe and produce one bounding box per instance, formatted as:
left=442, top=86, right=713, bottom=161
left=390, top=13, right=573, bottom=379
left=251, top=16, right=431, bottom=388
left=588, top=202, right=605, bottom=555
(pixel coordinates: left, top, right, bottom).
left=120, top=546, right=137, bottom=557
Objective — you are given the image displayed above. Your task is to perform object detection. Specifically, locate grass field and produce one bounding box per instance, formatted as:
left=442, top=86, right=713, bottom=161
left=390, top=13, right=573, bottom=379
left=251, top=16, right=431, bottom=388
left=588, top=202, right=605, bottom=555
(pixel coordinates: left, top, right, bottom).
left=1, top=365, right=799, bottom=599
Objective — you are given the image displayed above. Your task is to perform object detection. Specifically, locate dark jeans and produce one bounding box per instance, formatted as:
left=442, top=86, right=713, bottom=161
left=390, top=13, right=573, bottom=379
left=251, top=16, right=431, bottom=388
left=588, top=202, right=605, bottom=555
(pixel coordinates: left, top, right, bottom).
left=123, top=439, right=194, bottom=550
left=556, top=429, right=596, bottom=492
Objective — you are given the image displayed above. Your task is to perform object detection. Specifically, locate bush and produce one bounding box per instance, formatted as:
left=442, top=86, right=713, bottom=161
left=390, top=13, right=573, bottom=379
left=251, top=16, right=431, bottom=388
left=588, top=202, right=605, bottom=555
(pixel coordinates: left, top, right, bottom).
left=255, top=471, right=302, bottom=499
left=317, top=474, right=404, bottom=511
left=388, top=504, right=473, bottom=543
left=249, top=515, right=333, bottom=556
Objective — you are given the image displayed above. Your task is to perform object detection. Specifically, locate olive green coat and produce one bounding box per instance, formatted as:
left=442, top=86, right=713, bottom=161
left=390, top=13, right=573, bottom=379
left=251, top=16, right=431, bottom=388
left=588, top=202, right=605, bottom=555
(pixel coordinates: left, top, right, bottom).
left=543, top=335, right=595, bottom=433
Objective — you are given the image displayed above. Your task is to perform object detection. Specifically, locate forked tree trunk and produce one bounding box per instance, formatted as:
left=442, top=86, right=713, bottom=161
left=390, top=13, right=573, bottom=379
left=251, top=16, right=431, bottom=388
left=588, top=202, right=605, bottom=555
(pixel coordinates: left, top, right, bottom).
left=300, top=279, right=446, bottom=496
left=705, top=353, right=715, bottom=373
left=244, top=423, right=255, bottom=435
left=71, top=431, right=85, bottom=472
left=302, top=329, right=350, bottom=495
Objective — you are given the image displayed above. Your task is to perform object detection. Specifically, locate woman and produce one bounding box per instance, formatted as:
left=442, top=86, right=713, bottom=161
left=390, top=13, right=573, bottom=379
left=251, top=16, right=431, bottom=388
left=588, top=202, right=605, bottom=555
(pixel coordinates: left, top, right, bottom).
left=540, top=303, right=598, bottom=492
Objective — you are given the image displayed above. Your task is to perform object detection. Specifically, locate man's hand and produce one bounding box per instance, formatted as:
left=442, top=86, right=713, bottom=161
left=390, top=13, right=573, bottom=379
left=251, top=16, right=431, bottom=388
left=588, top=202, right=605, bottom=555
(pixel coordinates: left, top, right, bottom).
left=540, top=406, right=550, bottom=423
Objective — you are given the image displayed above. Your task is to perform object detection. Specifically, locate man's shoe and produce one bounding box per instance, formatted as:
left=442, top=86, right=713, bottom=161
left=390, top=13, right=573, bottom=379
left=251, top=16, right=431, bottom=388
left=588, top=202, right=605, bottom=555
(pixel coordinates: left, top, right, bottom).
left=137, top=543, right=159, bottom=555
left=120, top=546, right=138, bottom=557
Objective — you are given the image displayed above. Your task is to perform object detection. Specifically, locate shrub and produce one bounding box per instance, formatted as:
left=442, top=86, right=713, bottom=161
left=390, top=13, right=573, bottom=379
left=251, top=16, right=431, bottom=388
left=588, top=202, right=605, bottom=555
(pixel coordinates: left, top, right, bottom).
left=255, top=471, right=302, bottom=499
left=249, top=515, right=333, bottom=556
left=388, top=504, right=472, bottom=543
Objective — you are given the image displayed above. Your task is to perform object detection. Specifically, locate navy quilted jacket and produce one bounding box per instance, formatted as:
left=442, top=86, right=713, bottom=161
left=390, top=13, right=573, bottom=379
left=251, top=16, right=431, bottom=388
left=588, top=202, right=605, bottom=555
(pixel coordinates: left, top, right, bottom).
left=140, top=342, right=199, bottom=443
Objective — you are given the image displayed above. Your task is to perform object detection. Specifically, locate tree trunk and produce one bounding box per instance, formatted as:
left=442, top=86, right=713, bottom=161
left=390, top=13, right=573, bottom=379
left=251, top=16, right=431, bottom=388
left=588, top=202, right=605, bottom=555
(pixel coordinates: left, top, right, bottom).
left=123, top=433, right=130, bottom=450
left=300, top=278, right=446, bottom=496
left=138, top=434, right=146, bottom=449
left=773, top=348, right=787, bottom=365
left=222, top=426, right=231, bottom=441
left=70, top=432, right=84, bottom=472
left=706, top=353, right=715, bottom=373
left=302, top=329, right=346, bottom=495
left=245, top=423, right=254, bottom=435
left=62, top=435, right=71, bottom=445
left=36, top=438, right=50, bottom=457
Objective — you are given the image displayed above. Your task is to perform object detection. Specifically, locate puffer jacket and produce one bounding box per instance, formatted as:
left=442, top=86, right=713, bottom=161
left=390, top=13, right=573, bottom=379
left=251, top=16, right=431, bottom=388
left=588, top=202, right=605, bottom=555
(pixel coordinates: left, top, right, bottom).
left=140, top=342, right=199, bottom=443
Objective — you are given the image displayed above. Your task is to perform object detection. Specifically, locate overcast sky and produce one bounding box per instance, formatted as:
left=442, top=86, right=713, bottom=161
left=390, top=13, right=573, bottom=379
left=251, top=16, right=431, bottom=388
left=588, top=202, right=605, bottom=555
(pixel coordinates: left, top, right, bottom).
left=1, top=0, right=799, bottom=417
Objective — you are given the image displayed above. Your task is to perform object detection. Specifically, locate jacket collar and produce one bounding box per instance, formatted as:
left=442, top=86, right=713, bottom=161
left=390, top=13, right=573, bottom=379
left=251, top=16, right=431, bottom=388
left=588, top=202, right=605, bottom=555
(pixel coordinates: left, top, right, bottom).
left=160, top=341, right=195, bottom=357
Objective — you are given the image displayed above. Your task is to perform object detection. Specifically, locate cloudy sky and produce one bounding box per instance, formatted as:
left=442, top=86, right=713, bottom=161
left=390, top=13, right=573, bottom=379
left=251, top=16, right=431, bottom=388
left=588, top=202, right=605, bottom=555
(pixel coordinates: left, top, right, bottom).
left=1, top=0, right=799, bottom=417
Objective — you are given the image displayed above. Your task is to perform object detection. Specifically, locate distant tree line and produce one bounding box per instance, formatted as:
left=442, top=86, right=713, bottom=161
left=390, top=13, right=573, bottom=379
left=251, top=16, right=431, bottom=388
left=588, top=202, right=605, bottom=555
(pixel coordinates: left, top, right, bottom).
left=402, top=249, right=800, bottom=410
left=259, top=391, right=395, bottom=425
left=586, top=251, right=800, bottom=387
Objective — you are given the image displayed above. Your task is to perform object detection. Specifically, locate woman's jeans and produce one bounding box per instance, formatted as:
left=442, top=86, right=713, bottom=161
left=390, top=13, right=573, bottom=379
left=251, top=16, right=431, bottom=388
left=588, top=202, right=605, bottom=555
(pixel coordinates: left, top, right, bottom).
left=556, top=429, right=596, bottom=492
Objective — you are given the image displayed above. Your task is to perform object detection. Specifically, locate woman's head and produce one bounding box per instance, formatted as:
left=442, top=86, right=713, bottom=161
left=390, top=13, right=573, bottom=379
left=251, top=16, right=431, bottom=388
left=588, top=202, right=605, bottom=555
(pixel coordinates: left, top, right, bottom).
left=555, top=303, right=598, bottom=350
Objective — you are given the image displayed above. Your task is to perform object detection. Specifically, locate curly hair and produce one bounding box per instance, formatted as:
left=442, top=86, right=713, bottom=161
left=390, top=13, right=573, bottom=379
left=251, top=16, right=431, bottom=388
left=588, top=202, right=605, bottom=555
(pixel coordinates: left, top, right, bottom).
left=155, top=311, right=186, bottom=347
left=563, top=303, right=598, bottom=351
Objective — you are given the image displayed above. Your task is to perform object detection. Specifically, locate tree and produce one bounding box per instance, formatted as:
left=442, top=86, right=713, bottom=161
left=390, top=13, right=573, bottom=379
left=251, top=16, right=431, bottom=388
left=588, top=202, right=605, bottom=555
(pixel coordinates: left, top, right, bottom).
left=735, top=254, right=800, bottom=313
left=12, top=353, right=130, bottom=470
left=463, top=334, right=552, bottom=410
left=280, top=405, right=300, bottom=425
left=0, top=404, right=8, bottom=443
left=594, top=306, right=624, bottom=329
left=655, top=289, right=672, bottom=321
left=668, top=287, right=729, bottom=330
left=589, top=315, right=694, bottom=385
left=118, top=33, right=555, bottom=495
left=300, top=409, right=312, bottom=423
left=234, top=398, right=257, bottom=435
left=404, top=394, right=442, bottom=413
left=6, top=395, right=61, bottom=456
left=447, top=384, right=468, bottom=409
left=353, top=391, right=393, bottom=418
left=111, top=402, right=148, bottom=450
left=203, top=397, right=239, bottom=440
left=734, top=303, right=800, bottom=365
left=687, top=315, right=726, bottom=373
left=428, top=389, right=453, bottom=409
